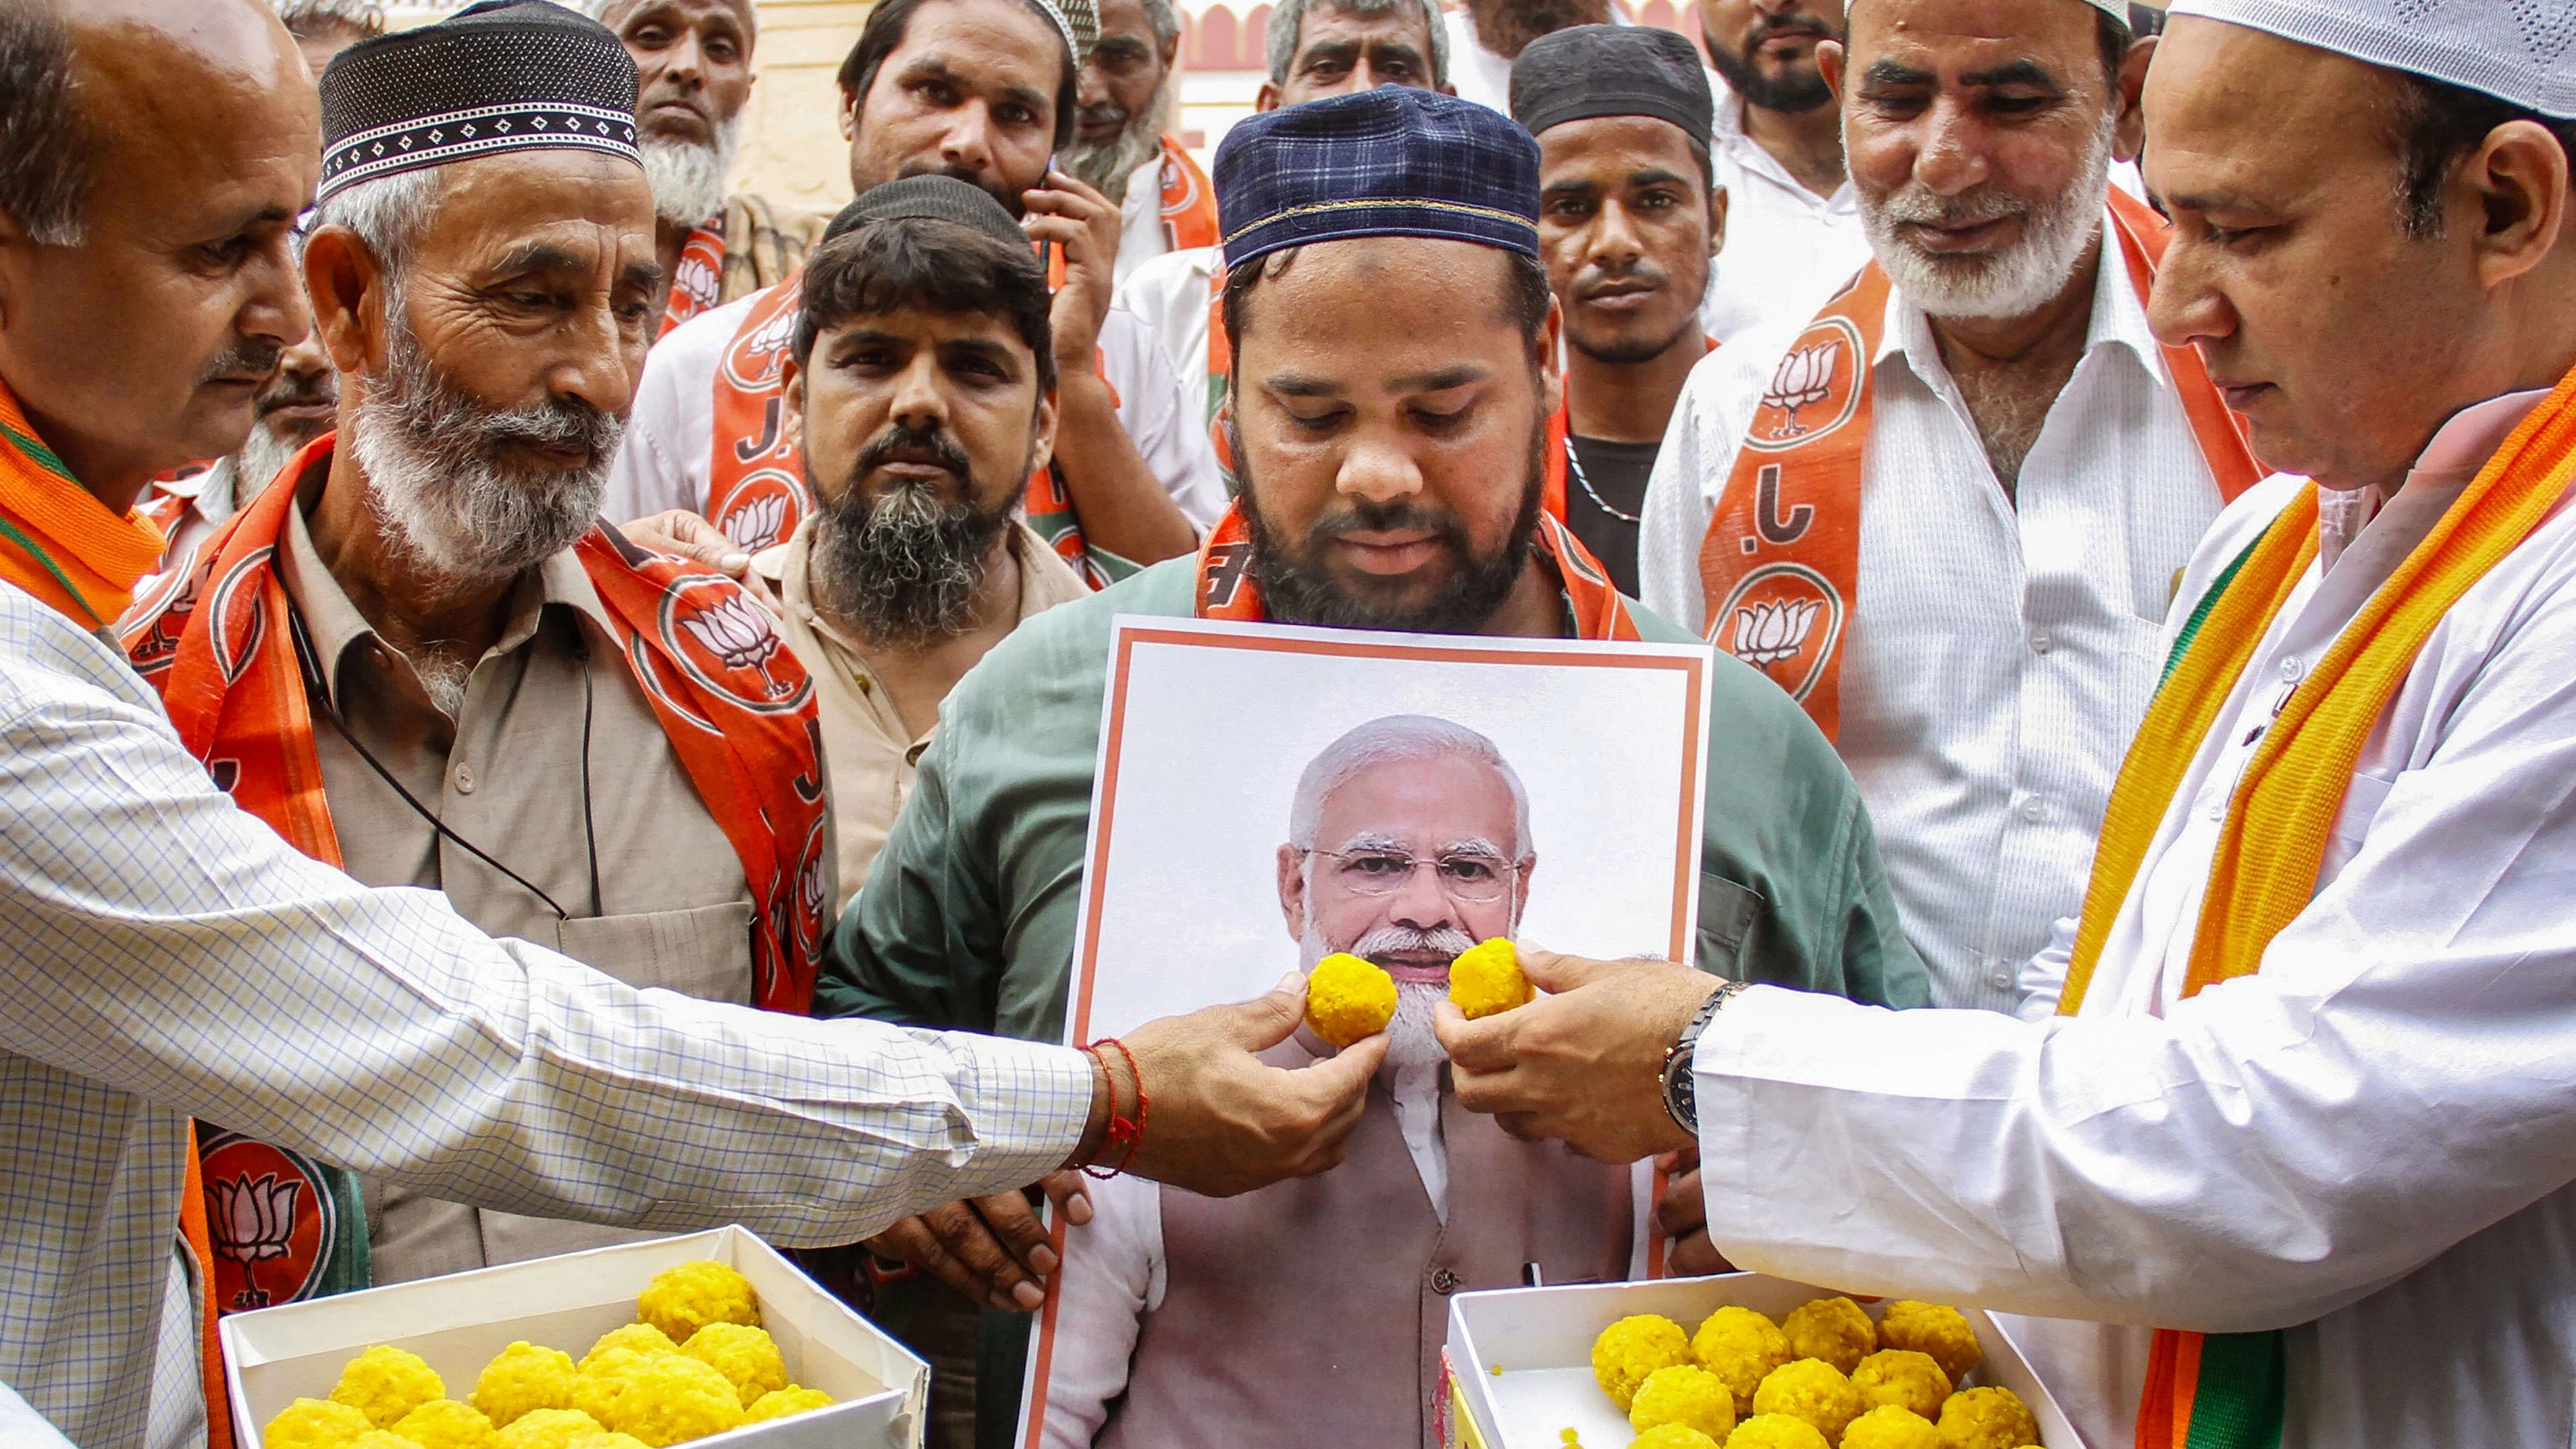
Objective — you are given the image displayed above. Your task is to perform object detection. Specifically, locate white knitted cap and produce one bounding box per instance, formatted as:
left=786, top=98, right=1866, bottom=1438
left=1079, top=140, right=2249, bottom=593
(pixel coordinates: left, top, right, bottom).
left=2167, top=0, right=2576, bottom=117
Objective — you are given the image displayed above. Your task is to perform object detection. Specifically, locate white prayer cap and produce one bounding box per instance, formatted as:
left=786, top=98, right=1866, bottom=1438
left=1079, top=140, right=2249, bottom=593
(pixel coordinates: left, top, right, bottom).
left=2167, top=0, right=2576, bottom=117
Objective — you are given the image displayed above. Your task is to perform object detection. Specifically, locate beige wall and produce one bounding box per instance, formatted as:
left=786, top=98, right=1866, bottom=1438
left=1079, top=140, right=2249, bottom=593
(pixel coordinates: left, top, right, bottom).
left=734, top=0, right=873, bottom=214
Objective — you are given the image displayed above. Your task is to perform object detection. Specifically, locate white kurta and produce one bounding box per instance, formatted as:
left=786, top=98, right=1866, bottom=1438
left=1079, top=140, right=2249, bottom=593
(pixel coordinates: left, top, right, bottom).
left=1688, top=387, right=2576, bottom=1449
left=1115, top=152, right=1172, bottom=286
left=1111, top=242, right=1224, bottom=434
left=1639, top=223, right=2224, bottom=1011
left=602, top=290, right=1226, bottom=536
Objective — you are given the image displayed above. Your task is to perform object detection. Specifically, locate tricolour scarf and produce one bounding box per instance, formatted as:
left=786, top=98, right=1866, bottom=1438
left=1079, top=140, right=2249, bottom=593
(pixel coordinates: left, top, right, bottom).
left=705, top=274, right=1116, bottom=585
left=1194, top=498, right=1639, bottom=641
left=2051, top=361, right=2576, bottom=1448
left=1693, top=190, right=2267, bottom=740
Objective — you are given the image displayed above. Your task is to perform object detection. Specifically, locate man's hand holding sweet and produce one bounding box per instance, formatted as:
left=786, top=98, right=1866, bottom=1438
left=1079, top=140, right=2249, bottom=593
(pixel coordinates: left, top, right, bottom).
left=1435, top=949, right=1720, bottom=1163
left=1069, top=972, right=1389, bottom=1199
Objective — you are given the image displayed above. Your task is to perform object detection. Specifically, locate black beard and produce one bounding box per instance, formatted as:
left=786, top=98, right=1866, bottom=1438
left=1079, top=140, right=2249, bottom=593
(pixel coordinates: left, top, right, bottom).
left=1235, top=423, right=1547, bottom=633
left=806, top=428, right=1018, bottom=648
left=1704, top=18, right=1837, bottom=114
left=1571, top=310, right=1702, bottom=367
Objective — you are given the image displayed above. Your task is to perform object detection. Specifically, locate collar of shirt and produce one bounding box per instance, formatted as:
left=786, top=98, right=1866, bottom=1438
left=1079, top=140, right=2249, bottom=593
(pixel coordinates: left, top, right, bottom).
left=754, top=516, right=1090, bottom=753
left=277, top=496, right=612, bottom=713
left=1876, top=209, right=2171, bottom=400
left=2317, top=387, right=2558, bottom=573
left=1708, top=88, right=1857, bottom=213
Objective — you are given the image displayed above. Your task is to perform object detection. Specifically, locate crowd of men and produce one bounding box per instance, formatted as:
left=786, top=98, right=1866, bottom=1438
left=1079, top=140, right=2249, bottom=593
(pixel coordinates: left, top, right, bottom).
left=0, top=0, right=2571, bottom=1446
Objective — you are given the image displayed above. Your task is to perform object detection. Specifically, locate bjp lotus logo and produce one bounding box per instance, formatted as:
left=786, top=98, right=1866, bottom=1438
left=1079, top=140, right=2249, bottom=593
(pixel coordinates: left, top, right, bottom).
left=681, top=594, right=793, bottom=700
left=199, top=1132, right=339, bottom=1312
left=658, top=574, right=812, bottom=715
left=1731, top=597, right=1824, bottom=668
left=1714, top=562, right=1845, bottom=701
left=1748, top=318, right=1864, bottom=450
left=720, top=492, right=790, bottom=552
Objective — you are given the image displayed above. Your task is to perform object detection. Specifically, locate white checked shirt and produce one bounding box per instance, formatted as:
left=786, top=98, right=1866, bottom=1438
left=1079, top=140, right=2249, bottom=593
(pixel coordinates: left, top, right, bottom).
left=0, top=586, right=1094, bottom=1449
left=1691, top=389, right=2576, bottom=1449
left=1639, top=217, right=2225, bottom=1011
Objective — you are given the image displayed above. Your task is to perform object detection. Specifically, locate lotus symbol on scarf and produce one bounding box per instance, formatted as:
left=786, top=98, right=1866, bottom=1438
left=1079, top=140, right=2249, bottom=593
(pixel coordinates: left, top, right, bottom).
left=209, top=1173, right=301, bottom=1266
left=1763, top=342, right=1838, bottom=439
left=681, top=594, right=793, bottom=698
left=1731, top=598, right=1822, bottom=670
left=721, top=492, right=789, bottom=552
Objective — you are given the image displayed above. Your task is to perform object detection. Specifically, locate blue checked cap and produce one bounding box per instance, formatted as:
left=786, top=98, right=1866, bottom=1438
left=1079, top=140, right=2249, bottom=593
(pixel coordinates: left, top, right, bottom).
left=1214, top=87, right=1542, bottom=272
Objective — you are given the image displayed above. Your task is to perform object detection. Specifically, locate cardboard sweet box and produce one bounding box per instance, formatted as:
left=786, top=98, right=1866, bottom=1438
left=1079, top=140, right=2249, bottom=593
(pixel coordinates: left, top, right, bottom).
left=1440, top=1273, right=2081, bottom=1449
left=219, top=1224, right=928, bottom=1448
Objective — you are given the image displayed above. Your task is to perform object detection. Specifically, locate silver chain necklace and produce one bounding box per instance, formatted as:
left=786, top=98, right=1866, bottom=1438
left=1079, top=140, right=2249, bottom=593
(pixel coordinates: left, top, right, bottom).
left=1565, top=438, right=1641, bottom=525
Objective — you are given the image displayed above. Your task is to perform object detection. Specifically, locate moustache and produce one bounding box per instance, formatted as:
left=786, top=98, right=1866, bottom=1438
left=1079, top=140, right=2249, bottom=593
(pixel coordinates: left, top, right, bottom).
left=471, top=394, right=621, bottom=464
left=1350, top=924, right=1481, bottom=961
left=201, top=338, right=284, bottom=386
left=259, top=369, right=337, bottom=414
left=1577, top=259, right=1671, bottom=298
left=856, top=423, right=974, bottom=485
left=1878, top=183, right=2029, bottom=230
left=1747, top=14, right=1831, bottom=46
left=1078, top=101, right=1131, bottom=126
left=1305, top=497, right=1470, bottom=550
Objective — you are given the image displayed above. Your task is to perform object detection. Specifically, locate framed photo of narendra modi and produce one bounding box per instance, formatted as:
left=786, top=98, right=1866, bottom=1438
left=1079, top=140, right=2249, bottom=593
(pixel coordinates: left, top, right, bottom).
left=1024, top=616, right=1713, bottom=1449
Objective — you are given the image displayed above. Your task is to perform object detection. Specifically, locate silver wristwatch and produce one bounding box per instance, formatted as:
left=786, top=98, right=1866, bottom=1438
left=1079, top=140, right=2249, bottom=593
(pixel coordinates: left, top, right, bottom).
left=1660, top=979, right=1745, bottom=1137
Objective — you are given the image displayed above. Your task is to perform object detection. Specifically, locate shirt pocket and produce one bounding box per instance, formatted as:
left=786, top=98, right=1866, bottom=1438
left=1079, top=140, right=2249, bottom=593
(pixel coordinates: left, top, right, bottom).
left=554, top=899, right=756, bottom=1005
left=1694, top=870, right=1764, bottom=979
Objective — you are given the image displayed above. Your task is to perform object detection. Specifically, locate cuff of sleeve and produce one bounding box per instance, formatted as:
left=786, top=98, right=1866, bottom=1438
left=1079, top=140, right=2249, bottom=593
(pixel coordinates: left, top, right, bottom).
left=1689, top=984, right=1877, bottom=1241
left=945, top=1032, right=1097, bottom=1194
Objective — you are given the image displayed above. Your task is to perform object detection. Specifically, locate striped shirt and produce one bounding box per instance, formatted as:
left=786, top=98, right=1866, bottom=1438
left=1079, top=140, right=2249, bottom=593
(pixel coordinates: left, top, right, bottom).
left=0, top=583, right=1093, bottom=1449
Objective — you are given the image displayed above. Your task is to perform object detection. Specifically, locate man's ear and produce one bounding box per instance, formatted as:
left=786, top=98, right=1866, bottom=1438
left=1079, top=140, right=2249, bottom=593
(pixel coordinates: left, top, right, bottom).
left=1707, top=183, right=1729, bottom=257
left=1816, top=38, right=1845, bottom=95
left=1534, top=295, right=1565, bottom=421
left=1278, top=844, right=1309, bottom=943
left=1255, top=79, right=1283, bottom=112
left=2465, top=119, right=2573, bottom=294
left=781, top=352, right=806, bottom=438
left=1159, top=30, right=1180, bottom=68
left=1511, top=853, right=1535, bottom=923
left=0, top=208, right=28, bottom=333
left=301, top=226, right=386, bottom=379
left=2113, top=32, right=2157, bottom=163
left=837, top=82, right=859, bottom=143
left=1028, top=386, right=1060, bottom=477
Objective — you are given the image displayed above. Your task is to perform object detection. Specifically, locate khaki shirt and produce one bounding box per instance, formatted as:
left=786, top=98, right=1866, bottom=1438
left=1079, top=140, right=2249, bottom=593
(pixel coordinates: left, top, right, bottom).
left=754, top=518, right=1088, bottom=914
left=275, top=500, right=758, bottom=1282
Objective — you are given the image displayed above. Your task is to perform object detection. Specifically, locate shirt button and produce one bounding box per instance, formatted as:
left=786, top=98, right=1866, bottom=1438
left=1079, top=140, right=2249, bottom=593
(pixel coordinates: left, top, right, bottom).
left=453, top=763, right=477, bottom=795
left=2280, top=656, right=2306, bottom=683
left=1989, top=970, right=2012, bottom=990
left=2029, top=629, right=2053, bottom=654
left=1429, top=1267, right=1463, bottom=1296
left=2205, top=797, right=2226, bottom=822
left=2018, top=797, right=2045, bottom=823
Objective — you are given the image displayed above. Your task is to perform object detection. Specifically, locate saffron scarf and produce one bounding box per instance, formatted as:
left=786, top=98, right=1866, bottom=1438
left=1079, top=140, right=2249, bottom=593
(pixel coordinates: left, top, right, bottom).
left=0, top=377, right=166, bottom=630
left=1155, top=136, right=1220, bottom=255
left=0, top=374, right=221, bottom=1445
left=660, top=217, right=730, bottom=339
left=1693, top=190, right=2267, bottom=740
left=705, top=273, right=1118, bottom=585
left=2048, top=361, right=2576, bottom=1449
left=1194, top=498, right=1639, bottom=641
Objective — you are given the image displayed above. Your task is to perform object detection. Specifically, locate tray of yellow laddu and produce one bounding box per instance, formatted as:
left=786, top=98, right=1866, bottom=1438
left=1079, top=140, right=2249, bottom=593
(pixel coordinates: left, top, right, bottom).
left=1442, top=1275, right=2078, bottom=1449
left=224, top=1225, right=928, bottom=1449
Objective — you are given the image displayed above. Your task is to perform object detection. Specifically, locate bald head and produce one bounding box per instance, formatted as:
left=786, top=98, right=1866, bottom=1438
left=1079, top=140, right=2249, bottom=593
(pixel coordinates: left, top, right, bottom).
left=0, top=0, right=321, bottom=507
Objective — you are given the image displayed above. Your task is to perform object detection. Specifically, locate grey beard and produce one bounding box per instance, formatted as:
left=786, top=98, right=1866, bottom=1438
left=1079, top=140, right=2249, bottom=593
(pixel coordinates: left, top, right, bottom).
left=231, top=417, right=307, bottom=502
left=640, top=120, right=740, bottom=228
left=1061, top=83, right=1176, bottom=202
left=1860, top=110, right=2116, bottom=322
left=807, top=479, right=1015, bottom=648
left=346, top=290, right=621, bottom=583
left=1300, top=920, right=1479, bottom=1071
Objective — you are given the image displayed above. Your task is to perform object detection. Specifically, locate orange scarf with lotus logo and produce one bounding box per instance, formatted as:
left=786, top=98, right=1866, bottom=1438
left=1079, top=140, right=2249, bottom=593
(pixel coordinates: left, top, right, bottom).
left=1693, top=190, right=2265, bottom=739
left=1155, top=137, right=1219, bottom=255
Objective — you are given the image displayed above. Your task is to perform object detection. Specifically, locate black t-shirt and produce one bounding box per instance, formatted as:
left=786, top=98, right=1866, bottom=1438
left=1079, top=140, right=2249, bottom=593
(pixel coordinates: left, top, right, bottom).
left=1562, top=435, right=1660, bottom=599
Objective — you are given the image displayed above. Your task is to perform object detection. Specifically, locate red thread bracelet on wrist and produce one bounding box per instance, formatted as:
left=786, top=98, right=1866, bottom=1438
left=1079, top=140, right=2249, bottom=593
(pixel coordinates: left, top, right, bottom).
left=1082, top=1037, right=1149, bottom=1179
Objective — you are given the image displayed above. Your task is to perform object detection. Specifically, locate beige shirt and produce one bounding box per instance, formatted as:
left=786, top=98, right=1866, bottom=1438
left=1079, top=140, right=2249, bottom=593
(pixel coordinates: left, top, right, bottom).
left=275, top=500, right=759, bottom=1282
left=754, top=519, right=1089, bottom=912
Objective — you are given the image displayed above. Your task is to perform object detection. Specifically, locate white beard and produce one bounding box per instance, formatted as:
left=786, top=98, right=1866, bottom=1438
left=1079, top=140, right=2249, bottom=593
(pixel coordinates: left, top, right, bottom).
left=1859, top=109, right=2116, bottom=321
left=1061, top=81, right=1177, bottom=203
left=232, top=418, right=307, bottom=502
left=640, top=118, right=741, bottom=228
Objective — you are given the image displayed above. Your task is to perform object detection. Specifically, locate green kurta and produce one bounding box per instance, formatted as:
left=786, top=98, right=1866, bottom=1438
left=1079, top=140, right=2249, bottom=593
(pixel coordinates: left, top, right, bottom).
left=816, top=556, right=1930, bottom=1036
